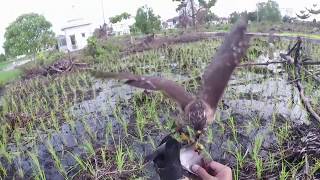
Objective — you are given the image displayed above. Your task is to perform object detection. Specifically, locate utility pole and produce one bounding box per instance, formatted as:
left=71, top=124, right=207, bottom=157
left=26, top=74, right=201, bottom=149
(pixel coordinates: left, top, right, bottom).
left=101, top=0, right=106, bottom=24
left=190, top=0, right=196, bottom=28
left=257, top=6, right=259, bottom=22
left=256, top=1, right=259, bottom=22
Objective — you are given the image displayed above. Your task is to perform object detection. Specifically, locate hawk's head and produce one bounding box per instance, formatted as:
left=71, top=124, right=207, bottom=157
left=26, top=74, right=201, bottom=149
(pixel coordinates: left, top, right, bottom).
left=184, top=99, right=214, bottom=132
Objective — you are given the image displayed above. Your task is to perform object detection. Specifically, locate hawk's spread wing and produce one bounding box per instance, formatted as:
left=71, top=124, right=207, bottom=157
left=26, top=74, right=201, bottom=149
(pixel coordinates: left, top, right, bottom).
left=91, top=71, right=194, bottom=109
left=200, top=18, right=250, bottom=109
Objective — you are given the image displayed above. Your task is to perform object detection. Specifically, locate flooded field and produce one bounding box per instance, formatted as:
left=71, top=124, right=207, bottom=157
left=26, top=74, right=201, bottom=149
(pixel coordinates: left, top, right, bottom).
left=0, top=38, right=320, bottom=179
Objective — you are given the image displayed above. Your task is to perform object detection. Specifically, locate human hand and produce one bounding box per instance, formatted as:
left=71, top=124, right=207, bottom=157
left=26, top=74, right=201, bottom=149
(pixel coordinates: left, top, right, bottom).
left=191, top=161, right=232, bottom=180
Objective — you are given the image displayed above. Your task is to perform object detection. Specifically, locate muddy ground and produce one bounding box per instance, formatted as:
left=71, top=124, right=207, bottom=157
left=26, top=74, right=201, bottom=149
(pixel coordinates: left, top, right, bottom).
left=1, top=53, right=317, bottom=179
left=0, top=35, right=320, bottom=179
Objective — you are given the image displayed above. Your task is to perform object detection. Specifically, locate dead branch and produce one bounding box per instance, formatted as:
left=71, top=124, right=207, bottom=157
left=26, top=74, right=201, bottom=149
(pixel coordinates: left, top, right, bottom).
left=301, top=67, right=320, bottom=83
left=288, top=38, right=320, bottom=123
left=280, top=53, right=295, bottom=64
left=48, top=59, right=89, bottom=74
left=24, top=59, right=90, bottom=79
left=65, top=62, right=74, bottom=72
left=287, top=70, right=320, bottom=84
left=296, top=81, right=320, bottom=122
left=239, top=55, right=320, bottom=68
left=302, top=61, right=320, bottom=66
left=239, top=61, right=286, bottom=67
left=48, top=65, right=64, bottom=73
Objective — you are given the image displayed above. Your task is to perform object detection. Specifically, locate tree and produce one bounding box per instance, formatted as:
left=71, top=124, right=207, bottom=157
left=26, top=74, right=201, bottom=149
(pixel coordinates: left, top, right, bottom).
left=247, top=11, right=257, bottom=22
left=282, top=15, right=296, bottom=23
left=3, top=13, right=55, bottom=59
left=131, top=6, right=161, bottom=34
left=229, top=11, right=254, bottom=24
left=0, top=54, right=7, bottom=62
left=109, top=12, right=131, bottom=24
left=256, top=0, right=281, bottom=22
left=229, top=12, right=240, bottom=24
left=173, top=0, right=217, bottom=28
left=204, top=11, right=218, bottom=23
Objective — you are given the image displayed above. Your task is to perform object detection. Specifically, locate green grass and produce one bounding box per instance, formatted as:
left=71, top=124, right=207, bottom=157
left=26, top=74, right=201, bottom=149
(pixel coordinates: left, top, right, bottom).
left=280, top=32, right=320, bottom=40
left=0, top=61, right=11, bottom=71
left=0, top=69, right=22, bottom=85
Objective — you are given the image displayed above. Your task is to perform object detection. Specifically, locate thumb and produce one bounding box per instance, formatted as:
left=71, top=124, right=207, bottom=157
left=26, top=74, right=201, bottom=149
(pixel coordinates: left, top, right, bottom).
left=192, top=164, right=215, bottom=180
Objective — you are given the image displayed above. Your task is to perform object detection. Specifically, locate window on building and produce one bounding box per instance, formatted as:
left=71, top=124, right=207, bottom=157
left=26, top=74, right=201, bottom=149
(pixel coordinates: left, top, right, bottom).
left=81, top=33, right=86, bottom=37
left=173, top=19, right=176, bottom=25
left=59, top=38, right=67, bottom=47
left=70, top=35, right=76, bottom=46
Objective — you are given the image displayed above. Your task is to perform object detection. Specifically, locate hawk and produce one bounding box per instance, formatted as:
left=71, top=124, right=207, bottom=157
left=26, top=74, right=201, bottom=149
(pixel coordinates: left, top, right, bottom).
left=91, top=18, right=249, bottom=143
left=91, top=18, right=250, bottom=179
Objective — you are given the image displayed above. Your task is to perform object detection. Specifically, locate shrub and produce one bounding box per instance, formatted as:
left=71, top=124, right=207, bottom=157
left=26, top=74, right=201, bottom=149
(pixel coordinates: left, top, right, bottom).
left=86, top=36, right=121, bottom=63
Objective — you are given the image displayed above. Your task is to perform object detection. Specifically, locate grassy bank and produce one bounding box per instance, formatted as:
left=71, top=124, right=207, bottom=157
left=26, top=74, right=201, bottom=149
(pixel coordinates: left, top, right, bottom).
left=0, top=61, right=11, bottom=71
left=0, top=69, right=22, bottom=85
left=280, top=32, right=320, bottom=40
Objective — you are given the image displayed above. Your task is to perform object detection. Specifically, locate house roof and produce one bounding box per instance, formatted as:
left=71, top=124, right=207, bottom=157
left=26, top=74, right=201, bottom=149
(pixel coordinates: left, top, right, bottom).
left=61, top=18, right=91, bottom=31
left=57, top=35, right=66, bottom=39
left=219, top=17, right=229, bottom=20
left=166, top=16, right=180, bottom=22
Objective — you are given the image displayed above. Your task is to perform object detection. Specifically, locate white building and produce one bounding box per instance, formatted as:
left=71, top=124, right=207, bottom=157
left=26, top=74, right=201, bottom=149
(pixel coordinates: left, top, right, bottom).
left=166, top=17, right=179, bottom=29
left=58, top=18, right=93, bottom=52
left=111, top=18, right=134, bottom=36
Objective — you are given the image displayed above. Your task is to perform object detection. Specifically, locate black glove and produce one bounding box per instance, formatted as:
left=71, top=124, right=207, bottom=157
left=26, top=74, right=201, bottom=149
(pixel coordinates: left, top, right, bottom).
left=146, top=135, right=184, bottom=180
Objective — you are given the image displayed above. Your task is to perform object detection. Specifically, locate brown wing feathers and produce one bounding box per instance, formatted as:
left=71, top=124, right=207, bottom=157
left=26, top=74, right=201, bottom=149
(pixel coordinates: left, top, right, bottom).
left=200, top=18, right=249, bottom=109
left=91, top=70, right=194, bottom=109
left=90, top=18, right=250, bottom=122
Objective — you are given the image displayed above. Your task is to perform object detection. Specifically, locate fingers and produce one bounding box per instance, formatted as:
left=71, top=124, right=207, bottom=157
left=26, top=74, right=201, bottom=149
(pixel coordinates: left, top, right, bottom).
left=209, top=161, right=228, bottom=172
left=192, top=164, right=215, bottom=180
left=192, top=161, right=232, bottom=180
left=209, top=161, right=232, bottom=180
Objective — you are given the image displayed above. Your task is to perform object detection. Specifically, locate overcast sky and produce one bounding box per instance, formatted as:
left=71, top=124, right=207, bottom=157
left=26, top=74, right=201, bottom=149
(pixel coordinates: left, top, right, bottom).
left=0, top=0, right=319, bottom=54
